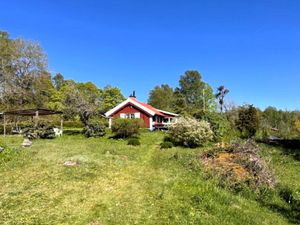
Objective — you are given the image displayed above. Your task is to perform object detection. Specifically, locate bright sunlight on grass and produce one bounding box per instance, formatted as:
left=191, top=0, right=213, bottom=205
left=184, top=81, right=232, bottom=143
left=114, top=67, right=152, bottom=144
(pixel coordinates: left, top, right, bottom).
left=0, top=132, right=297, bottom=225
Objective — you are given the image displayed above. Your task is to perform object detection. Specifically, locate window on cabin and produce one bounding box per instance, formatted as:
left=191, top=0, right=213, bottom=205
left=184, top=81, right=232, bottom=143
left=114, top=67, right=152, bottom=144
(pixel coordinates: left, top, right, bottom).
left=125, top=113, right=135, bottom=119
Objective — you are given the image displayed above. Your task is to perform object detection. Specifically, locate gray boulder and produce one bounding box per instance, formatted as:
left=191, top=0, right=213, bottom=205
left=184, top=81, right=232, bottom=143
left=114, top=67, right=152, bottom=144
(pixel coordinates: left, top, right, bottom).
left=22, top=138, right=32, bottom=147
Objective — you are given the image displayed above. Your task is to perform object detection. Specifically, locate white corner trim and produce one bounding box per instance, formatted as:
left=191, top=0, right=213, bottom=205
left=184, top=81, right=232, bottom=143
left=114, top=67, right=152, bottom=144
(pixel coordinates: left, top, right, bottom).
left=108, top=117, right=112, bottom=129
left=105, top=98, right=155, bottom=117
left=149, top=117, right=154, bottom=131
left=157, top=109, right=179, bottom=116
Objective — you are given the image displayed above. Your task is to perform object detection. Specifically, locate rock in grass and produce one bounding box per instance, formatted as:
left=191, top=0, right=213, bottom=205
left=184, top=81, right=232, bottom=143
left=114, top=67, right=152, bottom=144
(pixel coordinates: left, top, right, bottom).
left=63, top=160, right=79, bottom=167
left=0, top=146, right=4, bottom=153
left=22, top=138, right=32, bottom=147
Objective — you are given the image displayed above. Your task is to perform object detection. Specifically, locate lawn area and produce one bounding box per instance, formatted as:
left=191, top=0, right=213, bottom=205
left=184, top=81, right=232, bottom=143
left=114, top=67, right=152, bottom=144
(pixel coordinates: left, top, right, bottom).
left=0, top=131, right=298, bottom=225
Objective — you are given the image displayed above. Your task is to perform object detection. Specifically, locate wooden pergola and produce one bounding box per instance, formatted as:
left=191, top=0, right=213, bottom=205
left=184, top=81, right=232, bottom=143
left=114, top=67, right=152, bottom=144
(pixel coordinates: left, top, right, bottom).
left=2, top=108, right=63, bottom=136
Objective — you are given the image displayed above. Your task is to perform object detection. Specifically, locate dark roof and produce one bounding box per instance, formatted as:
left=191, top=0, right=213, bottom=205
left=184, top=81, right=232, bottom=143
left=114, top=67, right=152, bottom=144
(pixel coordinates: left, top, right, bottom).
left=3, top=108, right=63, bottom=116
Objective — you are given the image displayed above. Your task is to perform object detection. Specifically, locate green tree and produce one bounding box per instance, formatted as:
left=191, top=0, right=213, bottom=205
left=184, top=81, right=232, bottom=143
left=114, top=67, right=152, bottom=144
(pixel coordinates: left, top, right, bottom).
left=48, top=79, right=76, bottom=111
left=0, top=31, right=47, bottom=109
left=99, top=85, right=125, bottom=113
left=173, top=88, right=188, bottom=114
left=215, top=85, right=229, bottom=113
left=63, top=82, right=101, bottom=125
left=148, top=84, right=175, bottom=111
left=33, top=72, right=56, bottom=108
left=0, top=31, right=18, bottom=109
left=178, top=70, right=216, bottom=114
left=236, top=105, right=260, bottom=138
left=52, top=73, right=64, bottom=91
left=260, top=107, right=300, bottom=138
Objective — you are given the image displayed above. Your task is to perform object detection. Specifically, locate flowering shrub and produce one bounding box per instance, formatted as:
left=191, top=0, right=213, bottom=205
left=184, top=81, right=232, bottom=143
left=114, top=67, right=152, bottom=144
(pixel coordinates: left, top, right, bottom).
left=169, top=117, right=213, bottom=147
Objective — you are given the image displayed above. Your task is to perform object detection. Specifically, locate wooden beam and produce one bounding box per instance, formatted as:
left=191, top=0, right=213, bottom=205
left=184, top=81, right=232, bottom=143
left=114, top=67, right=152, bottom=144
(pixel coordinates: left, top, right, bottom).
left=3, top=114, right=6, bottom=136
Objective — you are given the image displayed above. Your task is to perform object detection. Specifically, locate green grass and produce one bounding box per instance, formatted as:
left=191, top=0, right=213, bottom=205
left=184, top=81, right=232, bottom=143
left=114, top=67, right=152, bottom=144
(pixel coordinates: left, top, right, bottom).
left=0, top=132, right=298, bottom=225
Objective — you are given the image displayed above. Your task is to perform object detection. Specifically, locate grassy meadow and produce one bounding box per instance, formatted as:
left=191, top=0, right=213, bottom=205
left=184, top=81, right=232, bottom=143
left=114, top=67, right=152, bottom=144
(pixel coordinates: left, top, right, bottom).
left=0, top=131, right=299, bottom=225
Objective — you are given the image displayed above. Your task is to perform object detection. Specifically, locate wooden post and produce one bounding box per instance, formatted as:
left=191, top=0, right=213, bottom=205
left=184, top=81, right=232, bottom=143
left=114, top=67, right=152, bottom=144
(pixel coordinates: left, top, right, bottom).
left=35, top=110, right=39, bottom=127
left=60, top=117, right=64, bottom=135
left=3, top=114, right=6, bottom=136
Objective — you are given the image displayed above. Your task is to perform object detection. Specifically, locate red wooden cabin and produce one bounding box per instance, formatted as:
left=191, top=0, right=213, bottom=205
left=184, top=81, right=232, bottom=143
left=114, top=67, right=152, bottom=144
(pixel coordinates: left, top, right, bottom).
left=105, top=96, right=178, bottom=130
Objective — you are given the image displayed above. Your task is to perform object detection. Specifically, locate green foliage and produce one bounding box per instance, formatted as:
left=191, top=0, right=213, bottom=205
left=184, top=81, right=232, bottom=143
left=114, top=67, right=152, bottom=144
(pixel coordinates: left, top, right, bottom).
left=82, top=122, right=106, bottom=138
left=163, top=136, right=173, bottom=142
left=259, top=107, right=300, bottom=139
left=295, top=119, right=300, bottom=134
left=62, top=82, right=101, bottom=125
left=160, top=141, right=173, bottom=149
left=52, top=73, right=65, bottom=91
left=62, top=120, right=84, bottom=128
left=99, top=85, right=125, bottom=114
left=148, top=84, right=175, bottom=112
left=127, top=137, right=141, bottom=146
left=236, top=105, right=260, bottom=138
left=177, top=70, right=216, bottom=113
left=169, top=117, right=214, bottom=148
left=194, top=110, right=232, bottom=142
left=23, top=123, right=56, bottom=139
left=0, top=32, right=48, bottom=109
left=111, top=118, right=143, bottom=138
left=33, top=72, right=56, bottom=108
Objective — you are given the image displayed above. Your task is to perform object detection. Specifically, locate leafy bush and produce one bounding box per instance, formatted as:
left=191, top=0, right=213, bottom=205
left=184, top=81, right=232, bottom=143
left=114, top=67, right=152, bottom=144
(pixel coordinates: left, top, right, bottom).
left=194, top=111, right=232, bottom=142
left=236, top=105, right=260, bottom=138
left=163, top=136, right=173, bottom=142
left=62, top=120, right=84, bottom=128
left=160, top=141, right=173, bottom=149
left=23, top=123, right=56, bottom=139
left=169, top=117, right=213, bottom=148
left=38, top=126, right=56, bottom=139
left=111, top=118, right=143, bottom=138
left=83, top=122, right=106, bottom=138
left=127, top=137, right=141, bottom=146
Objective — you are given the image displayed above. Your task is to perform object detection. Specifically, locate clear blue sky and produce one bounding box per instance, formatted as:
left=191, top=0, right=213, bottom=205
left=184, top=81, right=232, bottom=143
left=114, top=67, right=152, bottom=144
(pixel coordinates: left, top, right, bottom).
left=1, top=0, right=300, bottom=110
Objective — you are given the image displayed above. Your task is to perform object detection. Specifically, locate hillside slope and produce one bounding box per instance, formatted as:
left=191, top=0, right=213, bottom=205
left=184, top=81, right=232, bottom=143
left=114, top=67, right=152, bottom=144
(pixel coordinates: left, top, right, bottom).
left=0, top=132, right=298, bottom=225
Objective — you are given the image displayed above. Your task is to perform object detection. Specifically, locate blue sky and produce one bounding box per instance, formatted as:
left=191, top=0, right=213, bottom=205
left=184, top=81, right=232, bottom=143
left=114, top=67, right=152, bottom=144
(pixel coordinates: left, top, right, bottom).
left=1, top=0, right=300, bottom=110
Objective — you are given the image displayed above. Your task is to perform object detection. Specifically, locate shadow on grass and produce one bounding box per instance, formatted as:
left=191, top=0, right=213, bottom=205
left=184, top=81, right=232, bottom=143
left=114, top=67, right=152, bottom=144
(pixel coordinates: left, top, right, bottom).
left=108, top=134, right=139, bottom=140
left=258, top=138, right=300, bottom=161
left=63, top=129, right=82, bottom=136
left=262, top=202, right=300, bottom=224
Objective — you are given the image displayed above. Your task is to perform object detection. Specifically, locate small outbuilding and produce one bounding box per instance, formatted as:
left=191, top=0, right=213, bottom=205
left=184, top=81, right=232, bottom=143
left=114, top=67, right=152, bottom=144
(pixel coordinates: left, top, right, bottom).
left=2, top=108, right=63, bottom=136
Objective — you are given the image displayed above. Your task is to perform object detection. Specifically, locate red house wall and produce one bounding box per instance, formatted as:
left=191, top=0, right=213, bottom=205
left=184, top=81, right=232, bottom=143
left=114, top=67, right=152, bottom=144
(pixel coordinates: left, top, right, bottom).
left=112, top=103, right=151, bottom=128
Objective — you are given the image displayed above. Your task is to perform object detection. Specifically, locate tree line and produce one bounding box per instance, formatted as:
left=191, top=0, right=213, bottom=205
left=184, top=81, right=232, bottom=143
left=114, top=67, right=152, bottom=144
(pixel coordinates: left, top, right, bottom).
left=0, top=31, right=125, bottom=125
left=1, top=30, right=299, bottom=138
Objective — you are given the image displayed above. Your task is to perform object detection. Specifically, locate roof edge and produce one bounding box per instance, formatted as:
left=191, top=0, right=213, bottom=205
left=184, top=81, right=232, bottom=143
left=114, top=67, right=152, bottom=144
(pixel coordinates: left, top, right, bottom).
left=105, top=98, right=156, bottom=117
left=157, top=109, right=179, bottom=116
